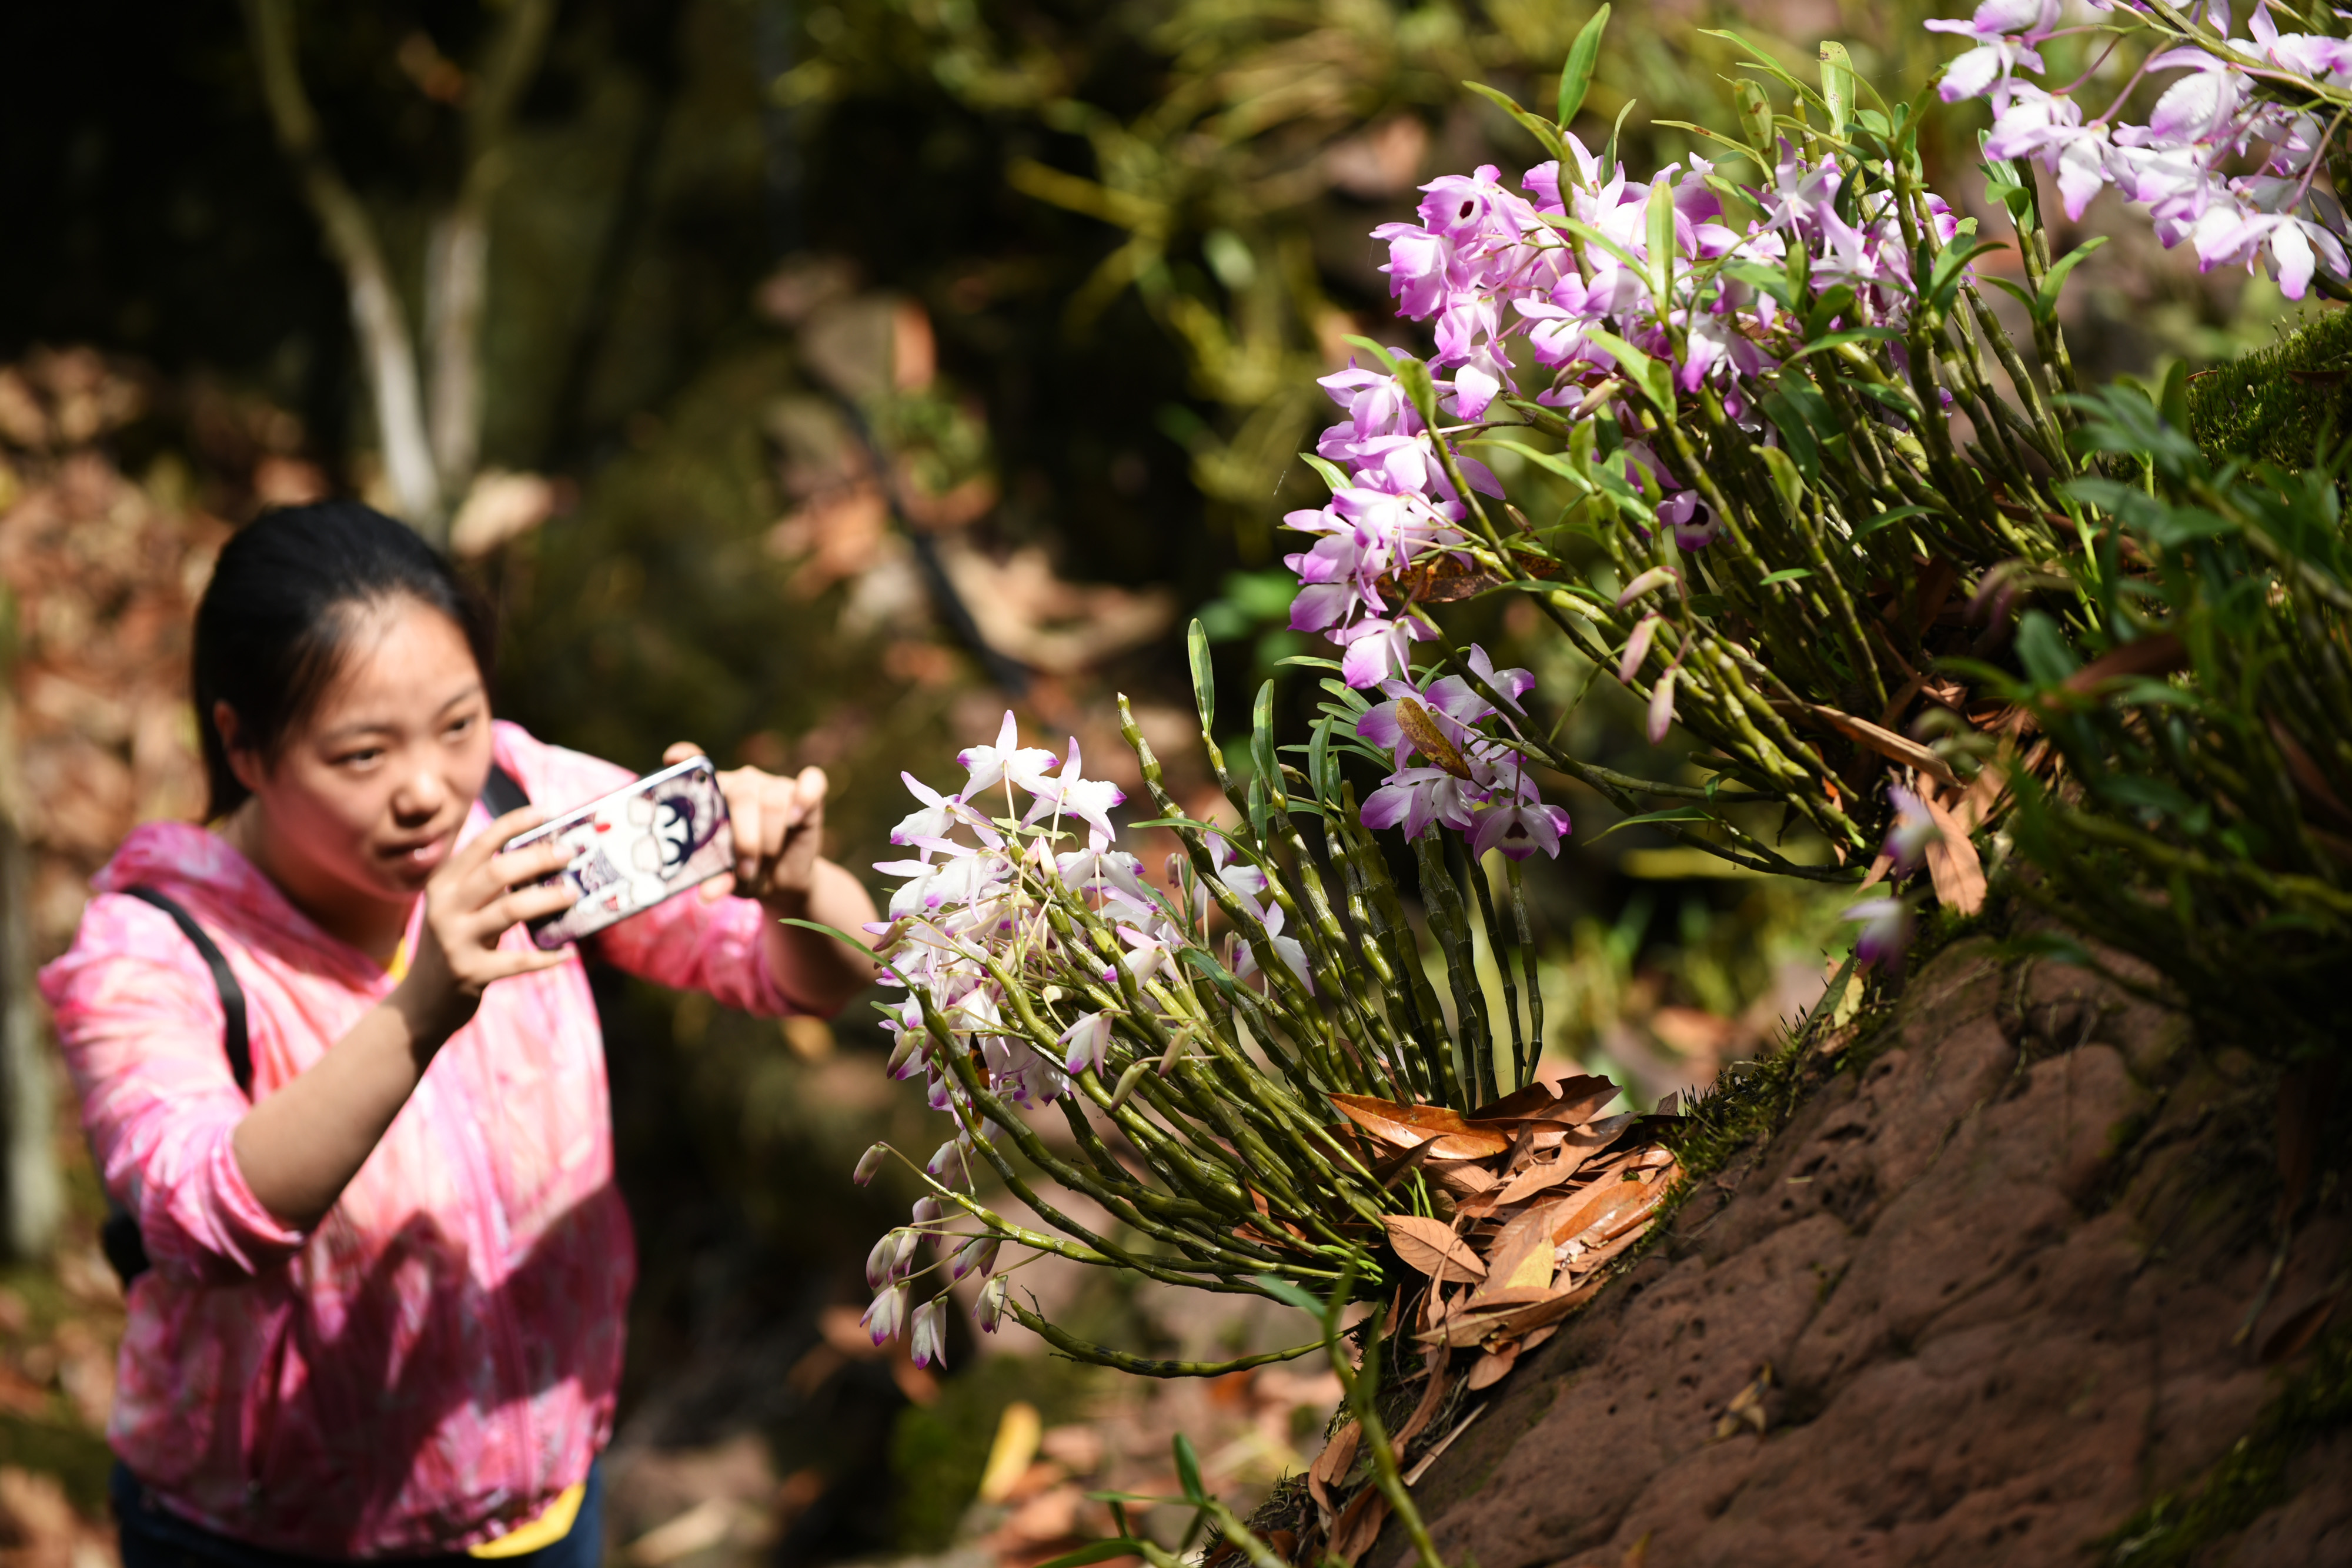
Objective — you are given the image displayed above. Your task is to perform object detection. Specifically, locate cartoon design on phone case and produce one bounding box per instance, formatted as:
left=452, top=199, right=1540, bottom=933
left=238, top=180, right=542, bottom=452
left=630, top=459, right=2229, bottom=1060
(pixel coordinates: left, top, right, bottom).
left=507, top=757, right=736, bottom=950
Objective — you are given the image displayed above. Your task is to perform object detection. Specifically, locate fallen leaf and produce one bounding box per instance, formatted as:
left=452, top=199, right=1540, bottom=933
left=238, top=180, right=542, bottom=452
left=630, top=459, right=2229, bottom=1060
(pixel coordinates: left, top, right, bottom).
left=1469, top=1074, right=1621, bottom=1125
left=1469, top=1206, right=1559, bottom=1303
left=1466, top=1344, right=1519, bottom=1389
left=1806, top=703, right=1963, bottom=789
left=1415, top=1280, right=1600, bottom=1346
left=1333, top=1095, right=1511, bottom=1158
left=1552, top=1176, right=1663, bottom=1248
left=1712, top=1365, right=1774, bottom=1439
left=1920, top=789, right=1987, bottom=915
left=2061, top=631, right=2187, bottom=694
left=1426, top=1159, right=1501, bottom=1196
left=1519, top=1322, right=1562, bottom=1355
left=1307, top=1420, right=1361, bottom=1525
left=1490, top=1155, right=1582, bottom=1208
left=2260, top=1289, right=2342, bottom=1365
left=1328, top=1484, right=1390, bottom=1567
left=1383, top=1215, right=1487, bottom=1283
left=1393, top=1349, right=1452, bottom=1447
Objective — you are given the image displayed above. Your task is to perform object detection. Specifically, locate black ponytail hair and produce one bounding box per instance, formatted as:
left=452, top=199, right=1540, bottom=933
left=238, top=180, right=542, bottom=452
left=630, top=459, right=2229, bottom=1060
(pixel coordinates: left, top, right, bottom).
left=192, top=500, right=496, bottom=819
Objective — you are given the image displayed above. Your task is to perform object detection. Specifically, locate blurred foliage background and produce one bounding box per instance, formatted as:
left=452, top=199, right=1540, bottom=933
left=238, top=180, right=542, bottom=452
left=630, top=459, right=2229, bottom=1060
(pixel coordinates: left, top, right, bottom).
left=0, top=0, right=2307, bottom=1563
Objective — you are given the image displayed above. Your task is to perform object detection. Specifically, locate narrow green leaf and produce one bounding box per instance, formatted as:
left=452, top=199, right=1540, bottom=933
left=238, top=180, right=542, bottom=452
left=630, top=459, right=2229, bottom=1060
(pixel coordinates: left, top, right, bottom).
left=1252, top=679, right=1282, bottom=806
left=2033, top=235, right=2109, bottom=323
left=1592, top=806, right=1713, bottom=840
left=1557, top=4, right=1611, bottom=126
left=1853, top=503, right=1936, bottom=539
left=1757, top=567, right=1813, bottom=586
left=1180, top=946, right=1242, bottom=999
left=1818, top=42, right=1855, bottom=139
left=1758, top=390, right=1820, bottom=486
left=1645, top=175, right=1676, bottom=305
left=1309, top=716, right=1335, bottom=804
left=1300, top=453, right=1349, bottom=493
left=1277, top=654, right=1344, bottom=672
left=2159, top=358, right=2191, bottom=433
left=1253, top=1273, right=1329, bottom=1315
left=1702, top=29, right=1823, bottom=106
left=1803, top=284, right=1857, bottom=343
left=1187, top=618, right=1217, bottom=734
left=1600, top=97, right=1638, bottom=178
left=1464, top=79, right=1565, bottom=159
left=1927, top=239, right=2006, bottom=315
left=1174, top=1435, right=1207, bottom=1503
left=1786, top=326, right=1903, bottom=362
left=1582, top=329, right=1668, bottom=409
left=1393, top=355, right=1443, bottom=432
left=1339, top=335, right=1399, bottom=373
left=1755, top=443, right=1805, bottom=513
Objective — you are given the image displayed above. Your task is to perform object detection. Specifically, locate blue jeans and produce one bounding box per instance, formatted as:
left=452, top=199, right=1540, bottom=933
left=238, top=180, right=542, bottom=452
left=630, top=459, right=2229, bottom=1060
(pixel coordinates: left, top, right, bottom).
left=111, top=1462, right=604, bottom=1568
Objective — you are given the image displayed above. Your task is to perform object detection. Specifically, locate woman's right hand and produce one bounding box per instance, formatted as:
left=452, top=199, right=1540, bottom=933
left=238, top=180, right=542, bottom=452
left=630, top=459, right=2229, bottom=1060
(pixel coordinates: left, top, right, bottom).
left=392, top=808, right=579, bottom=1046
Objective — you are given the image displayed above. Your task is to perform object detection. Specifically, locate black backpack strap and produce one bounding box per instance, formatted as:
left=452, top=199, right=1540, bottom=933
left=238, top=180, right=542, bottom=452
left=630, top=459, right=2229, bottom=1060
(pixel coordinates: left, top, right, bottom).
left=480, top=761, right=529, bottom=819
left=121, top=887, right=250, bottom=1098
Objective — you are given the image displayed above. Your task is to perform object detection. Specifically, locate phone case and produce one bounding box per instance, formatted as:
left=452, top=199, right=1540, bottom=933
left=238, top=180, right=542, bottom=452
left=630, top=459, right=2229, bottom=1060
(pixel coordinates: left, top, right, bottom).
left=506, top=757, right=737, bottom=950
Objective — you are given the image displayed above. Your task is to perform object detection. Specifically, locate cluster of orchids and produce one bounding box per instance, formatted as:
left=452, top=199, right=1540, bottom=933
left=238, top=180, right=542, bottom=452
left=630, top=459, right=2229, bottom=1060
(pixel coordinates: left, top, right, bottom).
left=1938, top=0, right=2352, bottom=299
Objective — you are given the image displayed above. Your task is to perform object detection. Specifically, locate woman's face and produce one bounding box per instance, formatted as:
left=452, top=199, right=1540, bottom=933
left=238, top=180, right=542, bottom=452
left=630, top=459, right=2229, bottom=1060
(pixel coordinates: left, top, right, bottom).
left=225, top=597, right=493, bottom=902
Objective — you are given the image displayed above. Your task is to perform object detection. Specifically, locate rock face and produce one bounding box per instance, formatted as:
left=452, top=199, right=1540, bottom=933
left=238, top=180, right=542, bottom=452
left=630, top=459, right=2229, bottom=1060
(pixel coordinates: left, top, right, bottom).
left=1379, top=938, right=2351, bottom=1568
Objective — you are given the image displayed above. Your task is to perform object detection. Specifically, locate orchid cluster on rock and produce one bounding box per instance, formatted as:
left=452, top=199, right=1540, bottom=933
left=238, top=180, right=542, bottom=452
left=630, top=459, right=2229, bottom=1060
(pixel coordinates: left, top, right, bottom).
left=1937, top=0, right=2352, bottom=299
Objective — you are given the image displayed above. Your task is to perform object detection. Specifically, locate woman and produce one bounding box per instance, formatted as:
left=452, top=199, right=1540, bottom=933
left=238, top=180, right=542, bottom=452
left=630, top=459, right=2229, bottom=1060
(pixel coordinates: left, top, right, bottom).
left=39, top=502, right=878, bottom=1565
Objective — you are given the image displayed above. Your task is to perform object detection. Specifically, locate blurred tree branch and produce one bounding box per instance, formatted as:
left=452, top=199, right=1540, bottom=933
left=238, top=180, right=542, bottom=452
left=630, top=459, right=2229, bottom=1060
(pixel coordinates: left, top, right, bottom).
left=240, top=0, right=554, bottom=540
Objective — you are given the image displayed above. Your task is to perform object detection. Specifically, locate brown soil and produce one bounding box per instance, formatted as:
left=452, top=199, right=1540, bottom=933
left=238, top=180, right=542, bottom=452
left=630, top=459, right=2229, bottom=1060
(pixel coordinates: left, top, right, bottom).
left=1376, top=937, right=2352, bottom=1568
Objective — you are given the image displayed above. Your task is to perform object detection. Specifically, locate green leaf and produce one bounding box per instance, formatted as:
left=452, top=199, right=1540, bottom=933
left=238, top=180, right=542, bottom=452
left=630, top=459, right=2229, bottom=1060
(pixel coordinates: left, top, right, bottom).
left=1818, top=42, right=1855, bottom=139
left=1557, top=5, right=1611, bottom=125
left=2034, top=235, right=2109, bottom=324
left=1310, top=716, right=1335, bottom=803
left=1300, top=453, right=1349, bottom=494
left=1756, top=443, right=1805, bottom=513
left=1253, top=1272, right=1329, bottom=1315
left=1803, top=284, right=1857, bottom=343
left=1543, top=215, right=1650, bottom=286
left=1646, top=175, right=1675, bottom=305
left=2159, top=357, right=2191, bottom=433
left=1721, top=258, right=1798, bottom=310
left=1582, top=329, right=1669, bottom=408
left=1854, top=503, right=1936, bottom=540
left=1592, top=806, right=1713, bottom=840
left=1686, top=592, right=1732, bottom=617
left=1174, top=1435, right=1207, bottom=1503
left=1928, top=239, right=2007, bottom=315
left=1393, top=355, right=1444, bottom=431
left=1601, top=96, right=1639, bottom=179
left=1180, top=946, right=1242, bottom=999
left=1758, top=389, right=1820, bottom=486
left=1702, top=29, right=1822, bottom=106
left=1339, top=336, right=1398, bottom=373
left=1252, top=679, right=1282, bottom=805
left=1462, top=436, right=1596, bottom=492
left=1757, top=567, right=1813, bottom=586
left=1464, top=79, right=1566, bottom=159
left=2014, top=610, right=2079, bottom=687
left=1786, top=326, right=1903, bottom=363
left=1278, top=654, right=1344, bottom=672
left=1188, top=618, right=1217, bottom=734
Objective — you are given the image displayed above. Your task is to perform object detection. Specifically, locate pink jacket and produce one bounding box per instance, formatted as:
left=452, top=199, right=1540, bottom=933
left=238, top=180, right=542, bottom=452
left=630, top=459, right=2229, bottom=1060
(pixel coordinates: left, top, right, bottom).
left=39, top=722, right=800, bottom=1558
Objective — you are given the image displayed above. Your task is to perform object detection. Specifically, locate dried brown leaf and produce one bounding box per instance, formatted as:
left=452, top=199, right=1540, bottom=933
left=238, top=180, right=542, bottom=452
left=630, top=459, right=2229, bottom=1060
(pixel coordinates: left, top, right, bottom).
left=1393, top=1349, right=1452, bottom=1448
left=1383, top=1215, right=1487, bottom=1283
left=1806, top=703, right=1963, bottom=788
left=1552, top=1175, right=1663, bottom=1248
left=1469, top=1206, right=1559, bottom=1303
left=1328, top=1485, right=1389, bottom=1567
left=2260, top=1289, right=2342, bottom=1365
left=1333, top=1095, right=1511, bottom=1158
left=1307, top=1419, right=1361, bottom=1525
left=1920, top=790, right=1987, bottom=915
left=1466, top=1345, right=1519, bottom=1390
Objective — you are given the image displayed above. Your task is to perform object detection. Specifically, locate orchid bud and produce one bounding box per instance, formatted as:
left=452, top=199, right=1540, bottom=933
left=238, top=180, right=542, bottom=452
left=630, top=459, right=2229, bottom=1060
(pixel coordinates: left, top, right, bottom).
left=852, top=1143, right=888, bottom=1187
left=1845, top=897, right=1914, bottom=970
left=885, top=1029, right=924, bottom=1079
left=910, top=1296, right=950, bottom=1370
left=864, top=1228, right=917, bottom=1288
left=912, top=1195, right=947, bottom=1226
left=1618, top=614, right=1662, bottom=684
left=1616, top=565, right=1678, bottom=608
left=1646, top=667, right=1679, bottom=744
left=860, top=1282, right=909, bottom=1346
left=924, top=1139, right=964, bottom=1179
left=975, top=1276, right=1008, bottom=1333
left=951, top=1233, right=1002, bottom=1282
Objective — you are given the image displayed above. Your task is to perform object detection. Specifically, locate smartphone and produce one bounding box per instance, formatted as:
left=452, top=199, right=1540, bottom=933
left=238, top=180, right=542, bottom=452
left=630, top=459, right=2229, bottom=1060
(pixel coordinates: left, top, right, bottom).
left=504, top=756, right=737, bottom=950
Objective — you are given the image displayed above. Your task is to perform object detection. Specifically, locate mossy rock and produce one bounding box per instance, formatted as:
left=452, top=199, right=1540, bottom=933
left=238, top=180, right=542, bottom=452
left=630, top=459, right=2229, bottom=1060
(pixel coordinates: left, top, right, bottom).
left=2188, top=303, right=2352, bottom=468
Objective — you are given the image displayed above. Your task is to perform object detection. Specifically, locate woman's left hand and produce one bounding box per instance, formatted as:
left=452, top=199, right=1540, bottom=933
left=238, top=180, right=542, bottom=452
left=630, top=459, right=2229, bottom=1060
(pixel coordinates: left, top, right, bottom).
left=663, top=742, right=828, bottom=907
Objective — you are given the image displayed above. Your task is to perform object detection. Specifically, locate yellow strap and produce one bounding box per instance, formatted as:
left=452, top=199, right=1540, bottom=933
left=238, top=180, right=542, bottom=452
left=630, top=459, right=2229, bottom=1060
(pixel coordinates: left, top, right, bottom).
left=384, top=932, right=412, bottom=984
left=467, top=1481, right=586, bottom=1559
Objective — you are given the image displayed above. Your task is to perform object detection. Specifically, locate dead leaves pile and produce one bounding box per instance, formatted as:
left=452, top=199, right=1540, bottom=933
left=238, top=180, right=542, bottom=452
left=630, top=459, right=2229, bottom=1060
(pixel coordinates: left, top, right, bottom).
left=1268, top=1076, right=1683, bottom=1568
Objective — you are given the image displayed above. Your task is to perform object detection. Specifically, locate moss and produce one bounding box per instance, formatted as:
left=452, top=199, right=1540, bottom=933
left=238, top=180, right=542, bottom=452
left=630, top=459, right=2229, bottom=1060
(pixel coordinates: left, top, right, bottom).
left=2187, top=305, right=2352, bottom=469
left=889, top=1353, right=1100, bottom=1552
left=0, top=1416, right=113, bottom=1516
left=2102, top=1319, right=2352, bottom=1566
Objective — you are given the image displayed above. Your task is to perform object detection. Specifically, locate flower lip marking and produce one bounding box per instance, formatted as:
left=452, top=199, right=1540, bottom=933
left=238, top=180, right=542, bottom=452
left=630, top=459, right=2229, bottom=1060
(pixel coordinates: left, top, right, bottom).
left=1395, top=697, right=1475, bottom=780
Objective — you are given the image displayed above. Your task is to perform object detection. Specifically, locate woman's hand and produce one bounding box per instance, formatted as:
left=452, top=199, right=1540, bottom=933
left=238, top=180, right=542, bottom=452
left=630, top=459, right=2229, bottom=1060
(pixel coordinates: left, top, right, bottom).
left=662, top=742, right=880, bottom=1014
left=663, top=743, right=828, bottom=908
left=391, top=806, right=578, bottom=1043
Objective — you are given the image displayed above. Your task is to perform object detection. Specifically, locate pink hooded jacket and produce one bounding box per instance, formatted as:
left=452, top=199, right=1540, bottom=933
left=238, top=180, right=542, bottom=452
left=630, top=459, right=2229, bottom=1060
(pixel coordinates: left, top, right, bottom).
left=38, top=721, right=801, bottom=1558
